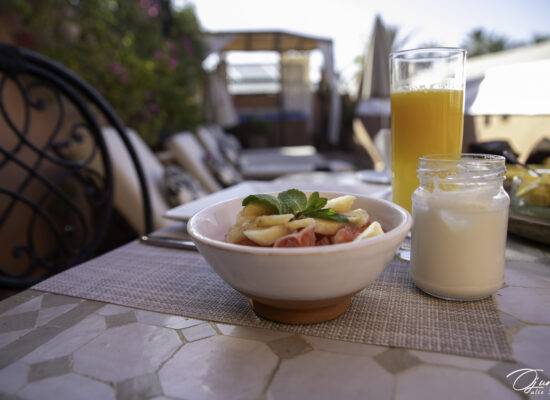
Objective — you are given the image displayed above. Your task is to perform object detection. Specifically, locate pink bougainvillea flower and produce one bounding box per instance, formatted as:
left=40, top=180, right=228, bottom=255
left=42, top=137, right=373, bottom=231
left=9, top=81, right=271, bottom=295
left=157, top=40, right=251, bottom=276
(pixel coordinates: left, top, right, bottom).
left=110, top=62, right=123, bottom=74
left=166, top=40, right=176, bottom=53
left=154, top=50, right=163, bottom=59
left=181, top=36, right=192, bottom=55
left=148, top=5, right=159, bottom=17
left=148, top=103, right=160, bottom=113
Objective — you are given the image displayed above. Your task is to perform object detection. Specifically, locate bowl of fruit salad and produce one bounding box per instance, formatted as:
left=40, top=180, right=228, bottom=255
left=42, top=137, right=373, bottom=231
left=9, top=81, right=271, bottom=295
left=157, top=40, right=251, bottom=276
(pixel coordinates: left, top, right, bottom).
left=187, top=189, right=411, bottom=324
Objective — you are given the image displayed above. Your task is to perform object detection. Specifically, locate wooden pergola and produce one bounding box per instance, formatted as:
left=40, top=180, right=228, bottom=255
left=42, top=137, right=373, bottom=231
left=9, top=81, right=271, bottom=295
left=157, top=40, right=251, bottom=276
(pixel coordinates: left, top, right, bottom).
left=203, top=30, right=341, bottom=146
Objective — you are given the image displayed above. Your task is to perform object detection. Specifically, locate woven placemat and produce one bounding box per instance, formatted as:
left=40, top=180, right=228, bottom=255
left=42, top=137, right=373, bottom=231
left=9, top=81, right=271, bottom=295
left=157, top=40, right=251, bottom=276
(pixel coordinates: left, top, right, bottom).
left=34, top=241, right=513, bottom=361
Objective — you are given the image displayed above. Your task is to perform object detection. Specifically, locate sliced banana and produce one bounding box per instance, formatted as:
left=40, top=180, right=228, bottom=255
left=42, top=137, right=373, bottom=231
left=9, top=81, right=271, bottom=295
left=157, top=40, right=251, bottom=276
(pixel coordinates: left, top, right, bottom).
left=226, top=219, right=253, bottom=243
left=326, top=195, right=356, bottom=213
left=235, top=214, right=255, bottom=226
left=343, top=208, right=369, bottom=226
left=354, top=222, right=384, bottom=241
left=313, top=218, right=345, bottom=235
left=286, top=217, right=315, bottom=231
left=240, top=202, right=273, bottom=217
left=244, top=225, right=287, bottom=246
left=255, top=213, right=294, bottom=227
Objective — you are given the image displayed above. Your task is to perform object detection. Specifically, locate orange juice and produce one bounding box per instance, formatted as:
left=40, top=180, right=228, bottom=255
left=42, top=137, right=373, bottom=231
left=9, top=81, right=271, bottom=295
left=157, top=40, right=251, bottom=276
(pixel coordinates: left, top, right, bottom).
left=391, top=89, right=464, bottom=212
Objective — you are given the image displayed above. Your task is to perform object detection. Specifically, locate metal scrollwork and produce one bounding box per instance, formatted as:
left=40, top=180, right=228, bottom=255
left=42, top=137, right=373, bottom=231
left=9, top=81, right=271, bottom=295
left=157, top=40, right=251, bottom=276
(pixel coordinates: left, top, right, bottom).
left=0, top=44, right=129, bottom=289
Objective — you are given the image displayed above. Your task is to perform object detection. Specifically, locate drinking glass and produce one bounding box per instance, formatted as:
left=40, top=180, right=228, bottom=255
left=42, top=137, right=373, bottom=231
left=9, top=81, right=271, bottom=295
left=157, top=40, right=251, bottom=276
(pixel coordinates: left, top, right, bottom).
left=390, top=48, right=466, bottom=213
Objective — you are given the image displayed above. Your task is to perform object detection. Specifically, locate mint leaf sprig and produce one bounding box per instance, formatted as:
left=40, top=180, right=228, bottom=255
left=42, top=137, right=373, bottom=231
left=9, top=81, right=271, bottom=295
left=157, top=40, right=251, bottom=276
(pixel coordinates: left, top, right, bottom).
left=242, top=189, right=349, bottom=223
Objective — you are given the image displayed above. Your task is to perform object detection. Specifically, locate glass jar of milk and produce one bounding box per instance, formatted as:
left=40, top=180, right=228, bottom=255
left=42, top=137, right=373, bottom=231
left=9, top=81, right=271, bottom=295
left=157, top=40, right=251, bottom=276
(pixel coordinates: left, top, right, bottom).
left=410, top=154, right=509, bottom=301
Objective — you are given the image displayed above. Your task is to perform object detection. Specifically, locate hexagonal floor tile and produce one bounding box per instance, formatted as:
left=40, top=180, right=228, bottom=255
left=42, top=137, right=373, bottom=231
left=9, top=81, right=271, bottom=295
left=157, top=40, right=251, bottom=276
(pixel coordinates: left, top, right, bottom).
left=268, top=350, right=393, bottom=400
left=395, top=365, right=521, bottom=400
left=73, top=323, right=181, bottom=382
left=159, top=335, right=278, bottom=400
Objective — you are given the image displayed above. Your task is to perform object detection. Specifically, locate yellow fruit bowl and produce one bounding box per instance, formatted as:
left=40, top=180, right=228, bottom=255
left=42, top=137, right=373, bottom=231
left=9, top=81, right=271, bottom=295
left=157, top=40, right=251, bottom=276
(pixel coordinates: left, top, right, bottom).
left=506, top=164, right=550, bottom=218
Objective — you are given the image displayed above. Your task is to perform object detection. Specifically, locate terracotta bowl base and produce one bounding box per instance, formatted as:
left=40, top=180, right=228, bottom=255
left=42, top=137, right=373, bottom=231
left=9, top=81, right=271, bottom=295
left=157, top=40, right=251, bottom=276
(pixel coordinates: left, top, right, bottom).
left=242, top=292, right=355, bottom=324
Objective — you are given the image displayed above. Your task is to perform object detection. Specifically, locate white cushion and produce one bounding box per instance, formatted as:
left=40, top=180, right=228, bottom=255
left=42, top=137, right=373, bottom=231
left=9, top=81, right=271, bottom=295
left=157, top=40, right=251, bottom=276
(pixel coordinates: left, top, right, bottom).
left=196, top=126, right=223, bottom=158
left=101, top=127, right=174, bottom=234
left=166, top=132, right=223, bottom=193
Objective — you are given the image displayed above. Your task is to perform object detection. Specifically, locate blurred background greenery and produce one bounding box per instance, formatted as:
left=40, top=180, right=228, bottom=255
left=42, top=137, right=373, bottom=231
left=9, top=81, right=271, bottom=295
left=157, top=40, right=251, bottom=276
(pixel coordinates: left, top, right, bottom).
left=2, top=1, right=548, bottom=150
left=0, top=0, right=205, bottom=148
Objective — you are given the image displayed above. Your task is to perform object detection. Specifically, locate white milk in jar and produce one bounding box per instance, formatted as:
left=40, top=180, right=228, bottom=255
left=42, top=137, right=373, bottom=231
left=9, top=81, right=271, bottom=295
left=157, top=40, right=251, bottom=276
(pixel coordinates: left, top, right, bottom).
left=410, top=154, right=509, bottom=300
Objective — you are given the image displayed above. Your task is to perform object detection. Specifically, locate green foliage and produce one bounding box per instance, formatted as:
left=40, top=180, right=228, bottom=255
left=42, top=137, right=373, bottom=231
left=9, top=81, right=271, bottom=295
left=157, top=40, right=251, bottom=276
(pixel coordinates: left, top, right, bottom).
left=462, top=28, right=510, bottom=57
left=243, top=190, right=349, bottom=223
left=353, top=24, right=413, bottom=90
left=533, top=34, right=550, bottom=44
left=244, top=117, right=270, bottom=136
left=278, top=189, right=308, bottom=214
left=1, top=0, right=205, bottom=147
left=385, top=24, right=414, bottom=52
left=242, top=193, right=282, bottom=214
left=462, top=29, right=550, bottom=58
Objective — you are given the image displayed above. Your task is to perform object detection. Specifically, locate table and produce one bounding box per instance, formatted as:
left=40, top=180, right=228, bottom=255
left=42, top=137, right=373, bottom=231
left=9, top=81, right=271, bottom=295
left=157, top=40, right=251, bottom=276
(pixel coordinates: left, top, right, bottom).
left=1, top=182, right=549, bottom=400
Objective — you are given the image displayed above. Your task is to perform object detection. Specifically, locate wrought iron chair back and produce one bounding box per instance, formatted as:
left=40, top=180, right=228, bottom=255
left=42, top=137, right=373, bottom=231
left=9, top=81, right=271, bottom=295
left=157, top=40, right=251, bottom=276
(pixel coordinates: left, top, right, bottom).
left=0, top=44, right=152, bottom=289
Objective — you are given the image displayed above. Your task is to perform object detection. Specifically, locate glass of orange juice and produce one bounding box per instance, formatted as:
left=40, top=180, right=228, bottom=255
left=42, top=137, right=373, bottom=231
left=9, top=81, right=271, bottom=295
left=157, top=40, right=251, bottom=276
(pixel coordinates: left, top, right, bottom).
left=390, top=48, right=466, bottom=213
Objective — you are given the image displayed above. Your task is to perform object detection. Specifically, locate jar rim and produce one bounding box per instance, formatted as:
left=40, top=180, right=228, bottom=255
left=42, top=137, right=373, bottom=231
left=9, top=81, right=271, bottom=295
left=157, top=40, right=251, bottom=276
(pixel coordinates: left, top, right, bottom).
left=417, top=153, right=506, bottom=182
left=390, top=47, right=466, bottom=61
left=418, top=153, right=505, bottom=164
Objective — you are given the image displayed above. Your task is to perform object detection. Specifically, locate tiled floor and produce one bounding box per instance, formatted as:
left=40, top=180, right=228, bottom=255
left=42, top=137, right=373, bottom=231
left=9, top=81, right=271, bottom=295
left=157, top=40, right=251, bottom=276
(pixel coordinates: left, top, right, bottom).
left=0, top=235, right=548, bottom=399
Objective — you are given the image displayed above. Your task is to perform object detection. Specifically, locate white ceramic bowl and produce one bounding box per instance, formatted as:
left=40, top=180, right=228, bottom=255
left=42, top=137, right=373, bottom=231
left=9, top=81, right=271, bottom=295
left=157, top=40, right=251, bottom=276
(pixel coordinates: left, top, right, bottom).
left=187, top=192, right=412, bottom=324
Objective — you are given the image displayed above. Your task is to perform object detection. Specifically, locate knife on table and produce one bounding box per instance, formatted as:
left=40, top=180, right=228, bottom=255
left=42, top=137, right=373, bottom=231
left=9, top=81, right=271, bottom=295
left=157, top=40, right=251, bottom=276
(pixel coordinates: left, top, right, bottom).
left=140, top=235, right=197, bottom=251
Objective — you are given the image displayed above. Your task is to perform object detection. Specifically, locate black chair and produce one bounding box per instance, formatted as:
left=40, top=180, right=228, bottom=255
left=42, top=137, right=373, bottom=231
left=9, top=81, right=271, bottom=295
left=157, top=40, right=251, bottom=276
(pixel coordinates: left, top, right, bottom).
left=0, top=43, right=153, bottom=289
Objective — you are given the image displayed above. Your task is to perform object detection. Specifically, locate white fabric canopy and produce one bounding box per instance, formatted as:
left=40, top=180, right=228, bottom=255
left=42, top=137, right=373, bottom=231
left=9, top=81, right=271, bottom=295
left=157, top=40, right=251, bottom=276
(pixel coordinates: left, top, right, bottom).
left=358, top=15, right=390, bottom=100
left=468, top=59, right=550, bottom=115
left=281, top=52, right=313, bottom=133
left=207, top=70, right=239, bottom=128
left=317, top=40, right=341, bottom=144
left=355, top=16, right=391, bottom=118
left=466, top=41, right=550, bottom=115
left=203, top=30, right=341, bottom=145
